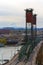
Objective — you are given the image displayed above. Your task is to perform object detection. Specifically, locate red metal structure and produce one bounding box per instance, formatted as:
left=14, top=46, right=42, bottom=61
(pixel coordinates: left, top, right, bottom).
left=26, top=9, right=33, bottom=23
left=25, top=8, right=37, bottom=42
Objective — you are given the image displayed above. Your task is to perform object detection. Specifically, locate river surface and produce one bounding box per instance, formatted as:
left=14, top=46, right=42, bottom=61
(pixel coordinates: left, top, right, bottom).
left=0, top=46, right=22, bottom=64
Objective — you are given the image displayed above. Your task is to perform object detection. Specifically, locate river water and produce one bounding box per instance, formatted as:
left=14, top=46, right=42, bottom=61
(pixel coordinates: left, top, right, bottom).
left=0, top=46, right=22, bottom=64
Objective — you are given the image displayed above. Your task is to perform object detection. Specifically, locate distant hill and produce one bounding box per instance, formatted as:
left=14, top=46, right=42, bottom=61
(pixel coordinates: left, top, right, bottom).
left=1, top=27, right=25, bottom=30
left=37, top=28, right=43, bottom=30
left=0, top=27, right=43, bottom=30
left=2, top=27, right=15, bottom=30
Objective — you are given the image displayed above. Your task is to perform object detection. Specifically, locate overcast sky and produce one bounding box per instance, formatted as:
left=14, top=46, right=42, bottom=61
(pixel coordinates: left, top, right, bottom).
left=0, top=0, right=43, bottom=28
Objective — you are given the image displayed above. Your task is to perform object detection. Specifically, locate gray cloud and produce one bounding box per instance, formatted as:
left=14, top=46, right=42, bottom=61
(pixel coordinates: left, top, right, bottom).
left=0, top=0, right=43, bottom=28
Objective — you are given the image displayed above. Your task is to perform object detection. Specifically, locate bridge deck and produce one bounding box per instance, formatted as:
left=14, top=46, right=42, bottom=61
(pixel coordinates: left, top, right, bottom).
left=0, top=41, right=43, bottom=65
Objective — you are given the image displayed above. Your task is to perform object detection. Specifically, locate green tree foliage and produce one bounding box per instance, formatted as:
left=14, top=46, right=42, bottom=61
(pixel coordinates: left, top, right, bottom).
left=0, top=38, right=7, bottom=44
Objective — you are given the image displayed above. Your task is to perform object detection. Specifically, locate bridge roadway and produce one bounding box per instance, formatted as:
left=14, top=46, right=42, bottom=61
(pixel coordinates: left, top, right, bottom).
left=25, top=41, right=43, bottom=65
left=0, top=41, right=43, bottom=65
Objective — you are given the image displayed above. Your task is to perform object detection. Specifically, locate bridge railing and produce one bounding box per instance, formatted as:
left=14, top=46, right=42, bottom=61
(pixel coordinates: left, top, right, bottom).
left=18, top=36, right=41, bottom=61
